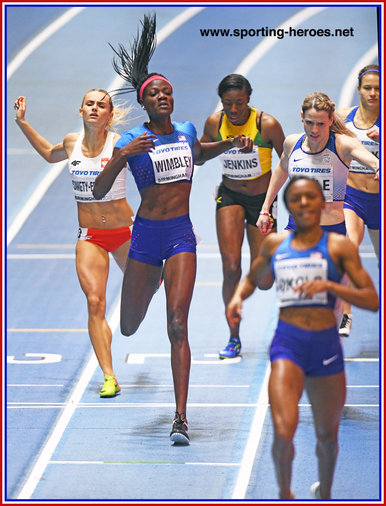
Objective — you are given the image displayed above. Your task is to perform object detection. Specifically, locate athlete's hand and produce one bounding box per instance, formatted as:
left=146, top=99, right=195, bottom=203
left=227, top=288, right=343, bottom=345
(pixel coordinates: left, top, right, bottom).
left=14, top=96, right=26, bottom=122
left=226, top=296, right=243, bottom=327
left=367, top=126, right=379, bottom=144
left=232, top=135, right=254, bottom=153
left=293, top=279, right=328, bottom=298
left=374, top=169, right=379, bottom=181
left=121, top=132, right=157, bottom=157
left=256, top=213, right=274, bottom=235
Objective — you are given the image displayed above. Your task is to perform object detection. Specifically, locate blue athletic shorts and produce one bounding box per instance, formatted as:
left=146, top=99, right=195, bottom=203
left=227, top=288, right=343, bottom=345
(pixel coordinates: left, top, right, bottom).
left=270, top=319, right=344, bottom=377
left=285, top=215, right=346, bottom=235
left=343, top=185, right=379, bottom=230
left=128, top=214, right=197, bottom=266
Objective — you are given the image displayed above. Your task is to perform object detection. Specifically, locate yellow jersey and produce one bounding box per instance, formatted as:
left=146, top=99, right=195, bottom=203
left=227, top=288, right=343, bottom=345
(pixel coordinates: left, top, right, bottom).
left=217, top=107, right=273, bottom=180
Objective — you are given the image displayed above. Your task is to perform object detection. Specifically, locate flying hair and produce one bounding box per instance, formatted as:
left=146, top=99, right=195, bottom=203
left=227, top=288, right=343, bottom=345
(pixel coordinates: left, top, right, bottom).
left=108, top=13, right=158, bottom=102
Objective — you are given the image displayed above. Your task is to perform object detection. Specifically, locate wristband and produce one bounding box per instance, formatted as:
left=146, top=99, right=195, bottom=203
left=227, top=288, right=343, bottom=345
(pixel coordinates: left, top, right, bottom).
left=259, top=212, right=271, bottom=217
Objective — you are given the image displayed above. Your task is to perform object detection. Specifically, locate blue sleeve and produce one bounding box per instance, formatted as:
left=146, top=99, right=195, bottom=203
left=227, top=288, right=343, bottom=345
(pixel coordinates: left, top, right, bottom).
left=115, top=131, right=134, bottom=150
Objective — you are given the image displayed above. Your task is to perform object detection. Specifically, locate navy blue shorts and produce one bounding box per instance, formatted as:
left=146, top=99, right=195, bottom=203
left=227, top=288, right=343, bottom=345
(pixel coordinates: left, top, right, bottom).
left=285, top=215, right=346, bottom=235
left=128, top=214, right=197, bottom=266
left=270, top=319, right=344, bottom=377
left=343, top=185, right=379, bottom=230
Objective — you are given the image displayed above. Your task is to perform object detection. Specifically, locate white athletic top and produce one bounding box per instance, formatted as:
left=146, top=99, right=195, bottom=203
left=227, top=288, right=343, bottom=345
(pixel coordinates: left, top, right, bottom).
left=288, top=132, right=349, bottom=202
left=69, top=130, right=126, bottom=202
left=345, top=107, right=379, bottom=174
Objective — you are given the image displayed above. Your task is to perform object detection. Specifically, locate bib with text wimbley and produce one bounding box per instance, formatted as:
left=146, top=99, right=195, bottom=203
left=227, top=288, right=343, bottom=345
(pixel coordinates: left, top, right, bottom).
left=148, top=141, right=193, bottom=184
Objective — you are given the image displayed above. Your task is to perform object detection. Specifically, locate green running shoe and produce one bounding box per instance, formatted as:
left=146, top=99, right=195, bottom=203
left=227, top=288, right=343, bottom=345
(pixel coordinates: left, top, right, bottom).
left=99, top=375, right=121, bottom=398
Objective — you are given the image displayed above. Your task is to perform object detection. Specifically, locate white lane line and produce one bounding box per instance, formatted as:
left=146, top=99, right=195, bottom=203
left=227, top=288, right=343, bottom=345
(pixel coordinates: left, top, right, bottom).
left=7, top=7, right=205, bottom=246
left=48, top=460, right=239, bottom=466
left=7, top=7, right=86, bottom=79
left=232, top=364, right=271, bottom=499
left=15, top=298, right=119, bottom=499
left=338, top=44, right=379, bottom=109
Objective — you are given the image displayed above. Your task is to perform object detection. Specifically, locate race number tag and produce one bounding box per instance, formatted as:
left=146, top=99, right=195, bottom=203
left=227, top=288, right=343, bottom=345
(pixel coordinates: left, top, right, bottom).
left=220, top=146, right=262, bottom=180
left=274, top=257, right=328, bottom=307
left=149, top=142, right=193, bottom=184
left=289, top=152, right=334, bottom=202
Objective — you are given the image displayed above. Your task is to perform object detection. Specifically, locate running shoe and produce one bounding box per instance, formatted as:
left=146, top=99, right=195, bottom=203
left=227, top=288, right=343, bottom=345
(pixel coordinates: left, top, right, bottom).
left=170, top=411, right=189, bottom=445
left=219, top=336, right=241, bottom=359
left=99, top=375, right=121, bottom=398
left=310, top=481, right=321, bottom=499
left=339, top=313, right=352, bottom=337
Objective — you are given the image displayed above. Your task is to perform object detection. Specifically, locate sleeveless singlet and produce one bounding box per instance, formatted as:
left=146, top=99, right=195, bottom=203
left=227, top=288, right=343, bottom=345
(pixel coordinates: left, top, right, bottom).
left=69, top=130, right=126, bottom=203
left=216, top=107, right=273, bottom=180
left=271, top=231, right=342, bottom=309
left=345, top=106, right=379, bottom=174
left=115, top=122, right=196, bottom=191
left=288, top=132, right=349, bottom=203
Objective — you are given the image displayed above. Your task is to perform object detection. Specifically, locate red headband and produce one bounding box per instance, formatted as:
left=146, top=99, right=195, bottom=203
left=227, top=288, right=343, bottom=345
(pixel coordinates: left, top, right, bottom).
left=139, top=75, right=173, bottom=100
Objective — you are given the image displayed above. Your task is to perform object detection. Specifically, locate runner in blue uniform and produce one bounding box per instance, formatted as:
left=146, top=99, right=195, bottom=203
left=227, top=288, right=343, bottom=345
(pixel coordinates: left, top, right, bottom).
left=93, top=14, right=252, bottom=445
left=337, top=64, right=379, bottom=337
left=227, top=176, right=378, bottom=499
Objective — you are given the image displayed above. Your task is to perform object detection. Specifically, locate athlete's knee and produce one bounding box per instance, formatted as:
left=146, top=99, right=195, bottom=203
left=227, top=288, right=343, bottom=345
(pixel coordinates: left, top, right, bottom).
left=120, top=315, right=141, bottom=337
left=87, top=293, right=106, bottom=317
left=222, top=257, right=242, bottom=282
left=167, top=308, right=188, bottom=343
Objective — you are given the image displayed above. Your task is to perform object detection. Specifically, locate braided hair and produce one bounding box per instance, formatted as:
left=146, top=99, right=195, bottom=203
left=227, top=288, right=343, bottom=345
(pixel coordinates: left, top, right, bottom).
left=109, top=13, right=170, bottom=103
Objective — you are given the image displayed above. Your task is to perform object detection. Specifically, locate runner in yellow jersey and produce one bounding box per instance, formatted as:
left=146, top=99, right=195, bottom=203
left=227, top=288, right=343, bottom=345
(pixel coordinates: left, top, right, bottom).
left=199, top=74, right=285, bottom=358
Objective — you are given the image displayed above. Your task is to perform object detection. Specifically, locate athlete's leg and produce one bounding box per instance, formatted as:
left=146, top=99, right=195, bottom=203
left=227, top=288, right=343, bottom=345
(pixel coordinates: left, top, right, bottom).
left=76, top=240, right=114, bottom=377
left=120, top=257, right=163, bottom=336
left=111, top=238, right=131, bottom=272
left=341, top=208, right=365, bottom=324
left=269, top=359, right=305, bottom=499
left=305, top=371, right=346, bottom=499
left=216, top=205, right=245, bottom=338
left=163, top=251, right=196, bottom=417
left=368, top=228, right=379, bottom=263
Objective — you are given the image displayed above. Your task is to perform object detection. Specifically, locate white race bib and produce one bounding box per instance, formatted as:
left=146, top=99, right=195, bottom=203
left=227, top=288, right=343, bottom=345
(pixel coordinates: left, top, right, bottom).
left=149, top=142, right=193, bottom=184
left=290, top=153, right=334, bottom=202
left=220, top=146, right=262, bottom=180
left=275, top=256, right=328, bottom=307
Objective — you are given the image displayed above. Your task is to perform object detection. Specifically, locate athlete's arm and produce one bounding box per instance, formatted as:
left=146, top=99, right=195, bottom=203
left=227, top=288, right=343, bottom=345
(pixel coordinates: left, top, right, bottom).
left=226, top=234, right=280, bottom=326
left=261, top=113, right=285, bottom=157
left=14, top=96, right=68, bottom=163
left=193, top=135, right=253, bottom=165
left=256, top=135, right=298, bottom=233
left=93, top=132, right=157, bottom=199
left=337, top=134, right=379, bottom=180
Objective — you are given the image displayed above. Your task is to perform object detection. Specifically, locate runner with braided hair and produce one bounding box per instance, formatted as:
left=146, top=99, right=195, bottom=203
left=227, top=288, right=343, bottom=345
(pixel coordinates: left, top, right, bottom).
left=94, top=13, right=253, bottom=444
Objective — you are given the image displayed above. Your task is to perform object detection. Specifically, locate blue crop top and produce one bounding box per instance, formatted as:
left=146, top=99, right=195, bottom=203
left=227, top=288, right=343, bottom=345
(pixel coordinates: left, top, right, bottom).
left=271, top=232, right=342, bottom=309
left=115, top=121, right=197, bottom=191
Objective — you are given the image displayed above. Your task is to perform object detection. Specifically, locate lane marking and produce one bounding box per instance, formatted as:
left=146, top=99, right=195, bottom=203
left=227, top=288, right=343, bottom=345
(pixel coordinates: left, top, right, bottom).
left=232, top=364, right=271, bottom=499
left=7, top=7, right=86, bottom=79
left=7, top=328, right=87, bottom=332
left=338, top=44, right=379, bottom=109
left=8, top=402, right=380, bottom=409
left=15, top=298, right=119, bottom=499
left=48, top=460, right=239, bottom=466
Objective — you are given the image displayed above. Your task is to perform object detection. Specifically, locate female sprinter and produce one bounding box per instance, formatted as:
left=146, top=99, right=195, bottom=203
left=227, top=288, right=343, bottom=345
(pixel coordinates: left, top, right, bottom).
left=257, top=92, right=379, bottom=236
left=227, top=176, right=379, bottom=499
left=337, top=64, right=379, bottom=337
left=93, top=14, right=252, bottom=444
left=199, top=74, right=285, bottom=359
left=14, top=90, right=133, bottom=398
